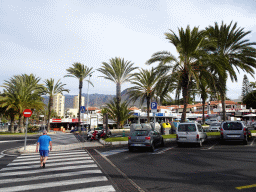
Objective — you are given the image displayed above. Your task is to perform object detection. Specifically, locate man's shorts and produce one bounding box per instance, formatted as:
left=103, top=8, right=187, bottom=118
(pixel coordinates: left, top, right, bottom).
left=39, top=150, right=49, bottom=157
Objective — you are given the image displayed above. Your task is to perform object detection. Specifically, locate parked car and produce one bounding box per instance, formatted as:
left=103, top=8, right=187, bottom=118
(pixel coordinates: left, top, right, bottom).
left=176, top=122, right=207, bottom=147
left=128, top=123, right=164, bottom=152
left=205, top=119, right=219, bottom=125
left=123, top=124, right=130, bottom=129
left=251, top=122, right=256, bottom=130
left=209, top=123, right=221, bottom=132
left=220, top=121, right=249, bottom=145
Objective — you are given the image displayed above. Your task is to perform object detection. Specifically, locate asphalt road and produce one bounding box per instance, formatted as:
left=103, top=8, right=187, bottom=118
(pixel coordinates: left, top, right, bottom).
left=0, top=135, right=39, bottom=169
left=94, top=137, right=256, bottom=192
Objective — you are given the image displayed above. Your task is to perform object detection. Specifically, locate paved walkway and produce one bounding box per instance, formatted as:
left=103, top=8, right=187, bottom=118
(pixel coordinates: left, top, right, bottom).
left=18, top=132, right=103, bottom=154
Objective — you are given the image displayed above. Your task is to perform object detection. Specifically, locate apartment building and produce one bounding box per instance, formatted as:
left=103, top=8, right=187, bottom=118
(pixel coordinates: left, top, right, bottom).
left=73, top=95, right=85, bottom=109
left=53, top=93, right=65, bottom=117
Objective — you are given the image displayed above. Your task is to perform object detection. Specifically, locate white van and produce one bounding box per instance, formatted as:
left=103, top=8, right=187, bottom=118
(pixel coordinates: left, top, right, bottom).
left=176, top=122, right=207, bottom=147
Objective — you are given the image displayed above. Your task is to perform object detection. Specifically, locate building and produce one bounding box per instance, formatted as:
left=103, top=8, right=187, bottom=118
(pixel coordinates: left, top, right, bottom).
left=52, top=93, right=65, bottom=117
left=73, top=95, right=85, bottom=109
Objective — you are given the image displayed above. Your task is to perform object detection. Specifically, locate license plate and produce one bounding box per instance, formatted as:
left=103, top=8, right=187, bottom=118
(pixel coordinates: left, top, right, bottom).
left=228, top=135, right=239, bottom=137
left=131, top=144, right=145, bottom=146
left=179, top=137, right=186, bottom=140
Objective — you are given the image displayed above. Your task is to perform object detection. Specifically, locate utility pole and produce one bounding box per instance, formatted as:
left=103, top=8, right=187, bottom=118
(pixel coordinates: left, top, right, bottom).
left=86, top=73, right=93, bottom=130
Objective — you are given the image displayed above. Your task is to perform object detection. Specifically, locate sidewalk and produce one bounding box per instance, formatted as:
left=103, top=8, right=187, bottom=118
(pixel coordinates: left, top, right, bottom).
left=17, top=132, right=103, bottom=154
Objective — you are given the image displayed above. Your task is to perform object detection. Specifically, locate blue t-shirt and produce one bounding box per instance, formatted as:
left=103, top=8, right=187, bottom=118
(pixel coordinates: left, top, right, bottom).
left=38, top=135, right=52, bottom=150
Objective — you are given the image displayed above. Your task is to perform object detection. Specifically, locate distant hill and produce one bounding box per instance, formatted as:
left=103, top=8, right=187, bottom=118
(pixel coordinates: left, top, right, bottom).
left=41, top=88, right=145, bottom=109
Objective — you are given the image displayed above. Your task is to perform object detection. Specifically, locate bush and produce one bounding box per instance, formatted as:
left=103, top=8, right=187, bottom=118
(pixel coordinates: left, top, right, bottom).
left=27, top=125, right=39, bottom=133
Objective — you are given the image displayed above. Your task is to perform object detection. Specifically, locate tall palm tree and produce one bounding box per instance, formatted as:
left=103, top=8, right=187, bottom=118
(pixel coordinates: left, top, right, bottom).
left=97, top=57, right=138, bottom=128
left=103, top=98, right=134, bottom=128
left=44, top=78, right=69, bottom=132
left=206, top=21, right=256, bottom=121
left=64, top=62, right=93, bottom=131
left=127, top=68, right=162, bottom=123
left=147, top=26, right=212, bottom=122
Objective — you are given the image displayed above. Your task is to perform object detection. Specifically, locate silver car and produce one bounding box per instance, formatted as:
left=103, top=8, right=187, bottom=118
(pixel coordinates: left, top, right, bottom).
left=209, top=123, right=221, bottom=132
left=176, top=122, right=207, bottom=147
left=220, top=121, right=248, bottom=145
left=128, top=123, right=164, bottom=152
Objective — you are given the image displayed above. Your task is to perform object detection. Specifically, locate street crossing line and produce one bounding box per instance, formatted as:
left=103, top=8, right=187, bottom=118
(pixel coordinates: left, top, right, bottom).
left=100, top=148, right=129, bottom=156
left=13, top=153, right=89, bottom=162
left=0, top=164, right=98, bottom=176
left=0, top=170, right=102, bottom=184
left=17, top=151, right=88, bottom=158
left=8, top=156, right=92, bottom=166
left=62, top=185, right=116, bottom=192
left=1, top=159, right=95, bottom=171
left=0, top=176, right=108, bottom=192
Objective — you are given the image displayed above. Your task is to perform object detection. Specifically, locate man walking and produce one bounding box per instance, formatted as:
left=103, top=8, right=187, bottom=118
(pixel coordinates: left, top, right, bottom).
left=36, top=130, right=52, bottom=168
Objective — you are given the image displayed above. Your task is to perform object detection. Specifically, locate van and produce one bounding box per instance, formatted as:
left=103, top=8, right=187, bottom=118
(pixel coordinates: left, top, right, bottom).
left=220, top=121, right=248, bottom=145
left=176, top=122, right=207, bottom=147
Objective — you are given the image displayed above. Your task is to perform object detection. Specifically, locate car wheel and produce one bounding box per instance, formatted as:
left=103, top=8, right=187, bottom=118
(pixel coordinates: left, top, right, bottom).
left=150, top=143, right=155, bottom=152
left=197, top=140, right=203, bottom=147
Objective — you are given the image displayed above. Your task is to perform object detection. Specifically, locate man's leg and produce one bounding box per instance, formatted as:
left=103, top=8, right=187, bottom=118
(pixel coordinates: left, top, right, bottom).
left=42, top=150, right=49, bottom=168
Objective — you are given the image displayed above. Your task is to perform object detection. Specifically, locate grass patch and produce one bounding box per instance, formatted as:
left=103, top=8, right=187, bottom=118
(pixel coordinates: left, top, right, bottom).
left=0, top=132, right=39, bottom=135
left=162, top=134, right=176, bottom=139
left=250, top=130, right=256, bottom=133
left=104, top=137, right=128, bottom=142
left=206, top=132, right=220, bottom=136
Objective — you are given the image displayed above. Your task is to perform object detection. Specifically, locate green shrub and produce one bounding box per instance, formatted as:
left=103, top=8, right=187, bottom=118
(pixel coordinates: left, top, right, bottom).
left=27, top=125, right=39, bottom=133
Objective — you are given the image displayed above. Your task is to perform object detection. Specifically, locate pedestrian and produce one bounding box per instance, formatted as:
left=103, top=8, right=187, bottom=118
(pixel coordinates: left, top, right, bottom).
left=36, top=130, right=52, bottom=168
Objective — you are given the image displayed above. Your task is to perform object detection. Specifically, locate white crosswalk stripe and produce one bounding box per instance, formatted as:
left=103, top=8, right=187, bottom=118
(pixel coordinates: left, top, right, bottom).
left=100, top=148, right=129, bottom=156
left=0, top=150, right=116, bottom=192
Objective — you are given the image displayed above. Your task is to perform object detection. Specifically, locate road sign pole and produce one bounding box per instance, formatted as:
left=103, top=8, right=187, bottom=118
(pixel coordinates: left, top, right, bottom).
left=24, top=117, right=28, bottom=151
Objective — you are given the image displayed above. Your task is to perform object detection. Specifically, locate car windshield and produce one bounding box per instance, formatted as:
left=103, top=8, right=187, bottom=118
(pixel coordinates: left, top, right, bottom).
left=223, top=122, right=243, bottom=130
left=132, top=130, right=149, bottom=136
left=211, top=123, right=221, bottom=126
left=178, top=124, right=196, bottom=132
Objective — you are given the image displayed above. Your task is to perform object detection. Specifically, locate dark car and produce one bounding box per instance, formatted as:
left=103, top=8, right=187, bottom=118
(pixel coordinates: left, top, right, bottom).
left=128, top=123, right=164, bottom=152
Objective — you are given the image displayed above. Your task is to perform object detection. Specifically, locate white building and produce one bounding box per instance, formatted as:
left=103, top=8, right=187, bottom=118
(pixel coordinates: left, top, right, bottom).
left=73, top=95, right=85, bottom=109
left=52, top=93, right=65, bottom=117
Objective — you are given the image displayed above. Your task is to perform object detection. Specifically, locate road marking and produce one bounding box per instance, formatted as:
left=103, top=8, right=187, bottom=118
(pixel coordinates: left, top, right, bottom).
left=250, top=138, right=256, bottom=146
left=0, top=169, right=102, bottom=184
left=2, top=159, right=95, bottom=171
left=61, top=185, right=116, bottom=192
left=201, top=143, right=217, bottom=150
left=17, top=151, right=88, bottom=158
left=8, top=156, right=92, bottom=166
left=100, top=148, right=128, bottom=156
left=0, top=164, right=98, bottom=177
left=0, top=139, right=35, bottom=143
left=152, top=147, right=174, bottom=154
left=0, top=176, right=108, bottom=192
left=13, top=153, right=89, bottom=161
left=236, top=183, right=256, bottom=190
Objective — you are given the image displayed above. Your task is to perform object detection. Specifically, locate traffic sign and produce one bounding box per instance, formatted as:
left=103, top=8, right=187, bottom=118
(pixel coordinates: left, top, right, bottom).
left=80, top=106, right=86, bottom=113
left=23, top=109, right=32, bottom=117
left=151, top=102, right=157, bottom=113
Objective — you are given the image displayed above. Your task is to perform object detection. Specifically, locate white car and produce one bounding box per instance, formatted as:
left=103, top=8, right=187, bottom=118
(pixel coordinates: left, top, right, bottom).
left=209, top=123, right=221, bottom=132
left=123, top=124, right=130, bottom=129
left=205, top=119, right=219, bottom=125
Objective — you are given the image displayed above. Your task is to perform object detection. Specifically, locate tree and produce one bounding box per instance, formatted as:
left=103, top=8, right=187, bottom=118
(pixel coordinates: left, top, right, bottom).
left=241, top=75, right=251, bottom=99
left=243, top=90, right=256, bottom=109
left=97, top=57, right=138, bottom=128
left=64, top=62, right=93, bottom=132
left=147, top=26, right=211, bottom=122
left=127, top=68, right=161, bottom=123
left=103, top=98, right=134, bottom=128
left=206, top=21, right=256, bottom=121
left=44, top=79, right=69, bottom=132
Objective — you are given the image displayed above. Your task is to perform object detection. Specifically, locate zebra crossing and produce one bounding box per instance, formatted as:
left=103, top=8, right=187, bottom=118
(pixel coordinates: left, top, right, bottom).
left=0, top=149, right=116, bottom=192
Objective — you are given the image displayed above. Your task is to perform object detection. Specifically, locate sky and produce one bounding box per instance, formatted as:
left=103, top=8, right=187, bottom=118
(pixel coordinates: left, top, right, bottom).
left=1, top=0, right=256, bottom=100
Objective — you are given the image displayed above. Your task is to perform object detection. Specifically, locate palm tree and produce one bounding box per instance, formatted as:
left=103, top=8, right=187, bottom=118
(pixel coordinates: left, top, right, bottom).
left=64, top=63, right=93, bottom=131
left=206, top=21, right=256, bottom=121
left=147, top=26, right=212, bottom=122
left=103, top=98, right=134, bottom=128
left=127, top=68, right=162, bottom=123
left=44, top=78, right=69, bottom=132
left=97, top=57, right=138, bottom=128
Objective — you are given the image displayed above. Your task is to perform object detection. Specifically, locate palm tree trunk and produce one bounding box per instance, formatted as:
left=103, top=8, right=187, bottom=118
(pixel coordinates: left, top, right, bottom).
left=18, top=114, right=24, bottom=133
left=10, top=113, right=15, bottom=133
left=47, top=95, right=53, bottom=132
left=78, top=80, right=82, bottom=132
left=221, top=94, right=226, bottom=121
left=147, top=96, right=150, bottom=123
left=116, top=82, right=121, bottom=129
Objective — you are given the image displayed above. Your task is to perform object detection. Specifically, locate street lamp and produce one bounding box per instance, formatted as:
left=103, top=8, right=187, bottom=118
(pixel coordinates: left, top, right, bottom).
left=86, top=72, right=94, bottom=131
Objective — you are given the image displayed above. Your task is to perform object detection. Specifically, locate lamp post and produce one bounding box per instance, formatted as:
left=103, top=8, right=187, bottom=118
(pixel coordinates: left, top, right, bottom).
left=86, top=73, right=93, bottom=131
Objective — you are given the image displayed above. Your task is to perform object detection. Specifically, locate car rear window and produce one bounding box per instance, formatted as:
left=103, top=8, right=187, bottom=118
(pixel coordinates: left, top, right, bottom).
left=211, top=123, right=221, bottom=126
left=178, top=124, right=196, bottom=132
left=132, top=130, right=149, bottom=136
left=223, top=122, right=243, bottom=130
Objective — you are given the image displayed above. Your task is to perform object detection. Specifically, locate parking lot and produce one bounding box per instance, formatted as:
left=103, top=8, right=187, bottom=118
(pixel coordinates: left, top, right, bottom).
left=94, top=137, right=256, bottom=192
